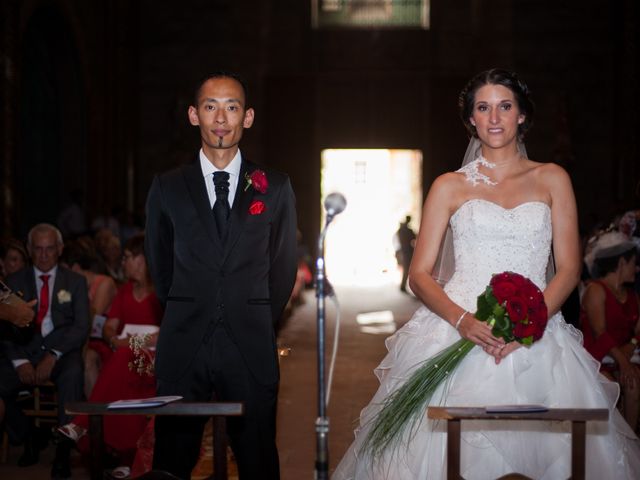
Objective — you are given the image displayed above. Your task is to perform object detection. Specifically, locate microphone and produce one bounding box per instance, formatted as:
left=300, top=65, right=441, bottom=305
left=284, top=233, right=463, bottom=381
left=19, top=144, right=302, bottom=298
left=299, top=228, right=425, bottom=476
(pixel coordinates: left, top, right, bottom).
left=323, top=192, right=347, bottom=220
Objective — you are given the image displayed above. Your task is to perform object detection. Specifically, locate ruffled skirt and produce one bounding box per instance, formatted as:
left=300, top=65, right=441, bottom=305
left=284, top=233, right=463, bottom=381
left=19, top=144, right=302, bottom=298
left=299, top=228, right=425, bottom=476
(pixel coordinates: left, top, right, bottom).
left=332, top=307, right=640, bottom=479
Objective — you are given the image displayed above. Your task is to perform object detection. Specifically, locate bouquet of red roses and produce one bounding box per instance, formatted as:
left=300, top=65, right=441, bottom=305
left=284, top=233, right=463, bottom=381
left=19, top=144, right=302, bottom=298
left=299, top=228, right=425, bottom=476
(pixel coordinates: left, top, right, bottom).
left=363, top=271, right=548, bottom=457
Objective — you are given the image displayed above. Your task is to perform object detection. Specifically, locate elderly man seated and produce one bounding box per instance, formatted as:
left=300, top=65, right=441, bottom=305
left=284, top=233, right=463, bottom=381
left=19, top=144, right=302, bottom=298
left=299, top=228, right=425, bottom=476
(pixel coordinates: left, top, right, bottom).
left=0, top=223, right=89, bottom=480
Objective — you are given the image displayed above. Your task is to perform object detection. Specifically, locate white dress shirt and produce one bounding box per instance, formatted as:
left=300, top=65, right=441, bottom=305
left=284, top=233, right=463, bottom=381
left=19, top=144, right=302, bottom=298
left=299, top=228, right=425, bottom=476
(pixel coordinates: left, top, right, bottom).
left=200, top=149, right=242, bottom=209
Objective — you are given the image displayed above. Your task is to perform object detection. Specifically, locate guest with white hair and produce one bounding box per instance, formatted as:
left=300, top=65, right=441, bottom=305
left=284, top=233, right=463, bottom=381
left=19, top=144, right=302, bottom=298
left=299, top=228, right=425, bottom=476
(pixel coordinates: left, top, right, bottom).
left=0, top=223, right=89, bottom=479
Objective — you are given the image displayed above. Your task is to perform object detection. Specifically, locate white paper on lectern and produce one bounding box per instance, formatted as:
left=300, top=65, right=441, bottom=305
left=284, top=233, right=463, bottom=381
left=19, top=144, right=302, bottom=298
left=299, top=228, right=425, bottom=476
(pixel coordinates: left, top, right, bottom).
left=485, top=404, right=548, bottom=413
left=107, top=395, right=183, bottom=409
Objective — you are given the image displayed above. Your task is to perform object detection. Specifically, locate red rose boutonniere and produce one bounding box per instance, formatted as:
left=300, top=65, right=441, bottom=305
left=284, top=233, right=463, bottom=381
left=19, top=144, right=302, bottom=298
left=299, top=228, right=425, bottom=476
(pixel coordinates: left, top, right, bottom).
left=249, top=200, right=266, bottom=215
left=244, top=169, right=268, bottom=194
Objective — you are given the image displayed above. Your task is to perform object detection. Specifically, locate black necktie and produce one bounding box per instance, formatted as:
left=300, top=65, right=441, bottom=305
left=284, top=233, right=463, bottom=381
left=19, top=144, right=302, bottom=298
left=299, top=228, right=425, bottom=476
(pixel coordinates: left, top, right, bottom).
left=212, top=171, right=230, bottom=239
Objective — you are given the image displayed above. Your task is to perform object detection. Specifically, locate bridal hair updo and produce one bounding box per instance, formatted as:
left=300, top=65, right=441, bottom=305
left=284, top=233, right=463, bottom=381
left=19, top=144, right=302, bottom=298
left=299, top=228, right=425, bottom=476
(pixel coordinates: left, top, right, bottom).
left=458, top=68, right=535, bottom=140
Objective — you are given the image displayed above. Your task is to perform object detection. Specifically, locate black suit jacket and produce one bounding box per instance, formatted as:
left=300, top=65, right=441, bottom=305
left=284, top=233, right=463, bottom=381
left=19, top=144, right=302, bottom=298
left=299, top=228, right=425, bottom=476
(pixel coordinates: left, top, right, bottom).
left=4, top=266, right=90, bottom=360
left=145, top=158, right=297, bottom=385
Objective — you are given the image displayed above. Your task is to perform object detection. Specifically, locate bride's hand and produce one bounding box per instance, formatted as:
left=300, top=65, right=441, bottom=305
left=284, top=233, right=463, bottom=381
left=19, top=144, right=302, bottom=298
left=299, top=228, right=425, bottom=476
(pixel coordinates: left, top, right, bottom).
left=458, top=314, right=505, bottom=350
left=484, top=341, right=521, bottom=364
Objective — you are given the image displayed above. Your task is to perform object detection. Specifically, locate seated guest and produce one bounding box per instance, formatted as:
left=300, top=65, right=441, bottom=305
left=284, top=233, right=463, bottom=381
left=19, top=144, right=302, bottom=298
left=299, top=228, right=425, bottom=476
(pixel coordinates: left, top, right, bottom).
left=95, top=229, right=125, bottom=284
left=581, top=230, right=640, bottom=431
left=57, top=233, right=162, bottom=469
left=90, top=234, right=162, bottom=366
left=1, top=238, right=29, bottom=279
left=0, top=223, right=89, bottom=478
left=0, top=301, right=36, bottom=328
left=61, top=240, right=117, bottom=396
left=0, top=299, right=36, bottom=433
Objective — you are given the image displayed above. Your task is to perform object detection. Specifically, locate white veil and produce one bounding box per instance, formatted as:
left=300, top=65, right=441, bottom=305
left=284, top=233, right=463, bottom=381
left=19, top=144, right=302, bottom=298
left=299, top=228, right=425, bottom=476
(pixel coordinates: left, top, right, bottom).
left=431, top=137, right=555, bottom=286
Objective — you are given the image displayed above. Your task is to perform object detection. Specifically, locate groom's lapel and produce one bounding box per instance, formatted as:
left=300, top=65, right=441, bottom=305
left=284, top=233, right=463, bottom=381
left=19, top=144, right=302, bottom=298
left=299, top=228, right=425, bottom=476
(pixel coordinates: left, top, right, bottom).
left=183, top=160, right=224, bottom=258
left=223, top=161, right=254, bottom=262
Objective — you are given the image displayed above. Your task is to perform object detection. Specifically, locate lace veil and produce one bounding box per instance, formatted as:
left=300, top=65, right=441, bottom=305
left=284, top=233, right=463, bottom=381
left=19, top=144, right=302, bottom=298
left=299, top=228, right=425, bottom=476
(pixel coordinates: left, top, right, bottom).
left=431, top=137, right=556, bottom=285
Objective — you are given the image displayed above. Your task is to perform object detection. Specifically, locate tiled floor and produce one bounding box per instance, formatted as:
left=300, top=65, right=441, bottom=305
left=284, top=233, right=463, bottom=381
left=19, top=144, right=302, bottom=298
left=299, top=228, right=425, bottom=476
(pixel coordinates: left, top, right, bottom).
left=0, top=284, right=419, bottom=479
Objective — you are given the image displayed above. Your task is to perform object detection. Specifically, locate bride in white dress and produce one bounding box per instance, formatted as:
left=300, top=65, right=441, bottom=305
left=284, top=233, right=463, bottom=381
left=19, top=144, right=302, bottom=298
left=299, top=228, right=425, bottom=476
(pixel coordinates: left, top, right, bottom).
left=333, top=69, right=640, bottom=479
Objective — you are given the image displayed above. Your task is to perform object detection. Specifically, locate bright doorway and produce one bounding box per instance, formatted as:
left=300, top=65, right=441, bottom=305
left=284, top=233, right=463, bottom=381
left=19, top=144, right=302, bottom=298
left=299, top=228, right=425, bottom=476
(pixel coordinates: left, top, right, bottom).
left=321, top=149, right=423, bottom=286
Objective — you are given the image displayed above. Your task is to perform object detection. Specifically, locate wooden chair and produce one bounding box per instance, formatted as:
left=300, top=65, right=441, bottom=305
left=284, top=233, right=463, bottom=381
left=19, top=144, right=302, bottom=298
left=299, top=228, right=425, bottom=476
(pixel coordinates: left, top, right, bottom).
left=0, top=381, right=59, bottom=463
left=23, top=382, right=59, bottom=427
left=427, top=406, right=609, bottom=480
left=65, top=400, right=244, bottom=480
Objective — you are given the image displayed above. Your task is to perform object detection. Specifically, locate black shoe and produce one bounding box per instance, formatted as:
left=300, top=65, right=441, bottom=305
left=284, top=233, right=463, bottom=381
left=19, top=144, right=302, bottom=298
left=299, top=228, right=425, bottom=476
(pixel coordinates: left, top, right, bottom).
left=17, top=434, right=41, bottom=467
left=51, top=442, right=72, bottom=480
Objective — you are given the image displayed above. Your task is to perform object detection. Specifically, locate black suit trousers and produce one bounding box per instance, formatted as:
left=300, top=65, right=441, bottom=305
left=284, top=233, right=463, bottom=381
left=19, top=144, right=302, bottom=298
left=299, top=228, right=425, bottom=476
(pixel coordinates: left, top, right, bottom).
left=153, top=323, right=279, bottom=480
left=0, top=348, right=83, bottom=440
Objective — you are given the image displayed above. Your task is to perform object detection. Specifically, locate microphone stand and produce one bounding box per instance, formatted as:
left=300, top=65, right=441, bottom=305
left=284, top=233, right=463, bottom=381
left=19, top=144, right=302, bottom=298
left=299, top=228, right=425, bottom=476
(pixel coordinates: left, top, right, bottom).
left=314, top=214, right=333, bottom=480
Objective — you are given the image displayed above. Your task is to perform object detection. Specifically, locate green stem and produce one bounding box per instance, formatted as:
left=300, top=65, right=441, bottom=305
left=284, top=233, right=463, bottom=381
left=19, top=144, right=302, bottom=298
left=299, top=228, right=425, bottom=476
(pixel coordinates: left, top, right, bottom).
left=362, top=338, right=475, bottom=457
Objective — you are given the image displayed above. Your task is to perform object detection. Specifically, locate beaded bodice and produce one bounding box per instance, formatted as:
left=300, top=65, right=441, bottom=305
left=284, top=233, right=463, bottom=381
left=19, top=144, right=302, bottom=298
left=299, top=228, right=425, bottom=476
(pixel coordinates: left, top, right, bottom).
left=444, top=199, right=552, bottom=310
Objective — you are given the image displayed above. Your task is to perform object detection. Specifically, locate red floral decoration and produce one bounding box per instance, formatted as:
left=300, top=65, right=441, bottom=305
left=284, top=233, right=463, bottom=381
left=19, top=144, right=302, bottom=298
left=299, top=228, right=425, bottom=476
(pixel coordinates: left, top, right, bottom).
left=244, top=170, right=268, bottom=194
left=249, top=200, right=266, bottom=215
left=487, top=271, right=548, bottom=344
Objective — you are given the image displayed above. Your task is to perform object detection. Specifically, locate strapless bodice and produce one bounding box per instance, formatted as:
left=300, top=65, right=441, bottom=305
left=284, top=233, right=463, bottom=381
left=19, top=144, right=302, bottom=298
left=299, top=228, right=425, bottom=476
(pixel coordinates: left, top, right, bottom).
left=445, top=199, right=552, bottom=308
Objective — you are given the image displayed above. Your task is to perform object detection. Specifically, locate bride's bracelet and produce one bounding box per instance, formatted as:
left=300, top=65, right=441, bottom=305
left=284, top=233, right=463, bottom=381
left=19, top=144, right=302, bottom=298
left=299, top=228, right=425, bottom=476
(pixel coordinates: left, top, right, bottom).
left=454, top=310, right=468, bottom=330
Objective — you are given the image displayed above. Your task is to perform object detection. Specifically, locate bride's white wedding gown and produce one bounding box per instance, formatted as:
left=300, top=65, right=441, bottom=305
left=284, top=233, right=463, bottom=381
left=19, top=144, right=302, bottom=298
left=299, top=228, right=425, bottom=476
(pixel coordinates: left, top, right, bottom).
left=333, top=198, right=640, bottom=479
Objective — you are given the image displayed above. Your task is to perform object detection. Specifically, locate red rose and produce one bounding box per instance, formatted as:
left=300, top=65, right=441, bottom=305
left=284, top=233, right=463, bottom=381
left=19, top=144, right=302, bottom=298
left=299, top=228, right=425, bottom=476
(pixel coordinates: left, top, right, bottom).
left=247, top=170, right=268, bottom=194
left=532, top=320, right=546, bottom=340
left=511, top=273, right=528, bottom=289
left=490, top=272, right=523, bottom=304
left=491, top=281, right=517, bottom=303
left=490, top=272, right=512, bottom=285
left=513, top=321, right=536, bottom=339
left=522, top=283, right=543, bottom=308
left=529, top=301, right=548, bottom=324
left=505, top=297, right=527, bottom=322
left=529, top=302, right=548, bottom=340
left=249, top=200, right=266, bottom=215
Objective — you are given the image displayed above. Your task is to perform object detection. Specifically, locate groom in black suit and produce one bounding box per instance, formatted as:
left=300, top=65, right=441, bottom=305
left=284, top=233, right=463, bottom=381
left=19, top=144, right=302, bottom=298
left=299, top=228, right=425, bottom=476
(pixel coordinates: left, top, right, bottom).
left=145, top=72, right=297, bottom=479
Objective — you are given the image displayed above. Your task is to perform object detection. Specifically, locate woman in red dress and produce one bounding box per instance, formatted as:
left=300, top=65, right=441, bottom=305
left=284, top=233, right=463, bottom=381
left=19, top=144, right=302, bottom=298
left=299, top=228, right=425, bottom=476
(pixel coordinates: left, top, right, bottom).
left=581, top=231, right=639, bottom=431
left=57, top=233, right=163, bottom=467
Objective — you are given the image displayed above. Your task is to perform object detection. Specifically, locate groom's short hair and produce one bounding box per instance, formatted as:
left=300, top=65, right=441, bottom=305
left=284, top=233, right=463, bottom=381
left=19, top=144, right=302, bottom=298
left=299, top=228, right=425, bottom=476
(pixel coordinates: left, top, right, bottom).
left=192, top=71, right=249, bottom=108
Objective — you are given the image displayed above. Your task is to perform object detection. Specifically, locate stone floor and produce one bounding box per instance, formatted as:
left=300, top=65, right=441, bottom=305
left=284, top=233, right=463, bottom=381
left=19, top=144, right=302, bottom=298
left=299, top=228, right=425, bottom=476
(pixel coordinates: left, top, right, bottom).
left=0, top=284, right=419, bottom=479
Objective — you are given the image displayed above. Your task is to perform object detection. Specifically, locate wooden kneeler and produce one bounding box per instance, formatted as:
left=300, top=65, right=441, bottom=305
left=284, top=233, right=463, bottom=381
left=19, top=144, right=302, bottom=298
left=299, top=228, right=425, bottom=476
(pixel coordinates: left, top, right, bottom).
left=427, top=407, right=609, bottom=480
left=66, top=401, right=243, bottom=480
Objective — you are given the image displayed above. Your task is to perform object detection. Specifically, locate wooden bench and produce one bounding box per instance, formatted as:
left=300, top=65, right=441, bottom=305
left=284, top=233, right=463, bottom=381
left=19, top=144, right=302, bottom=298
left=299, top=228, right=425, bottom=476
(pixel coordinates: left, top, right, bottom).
left=65, top=401, right=244, bottom=480
left=427, top=407, right=609, bottom=480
